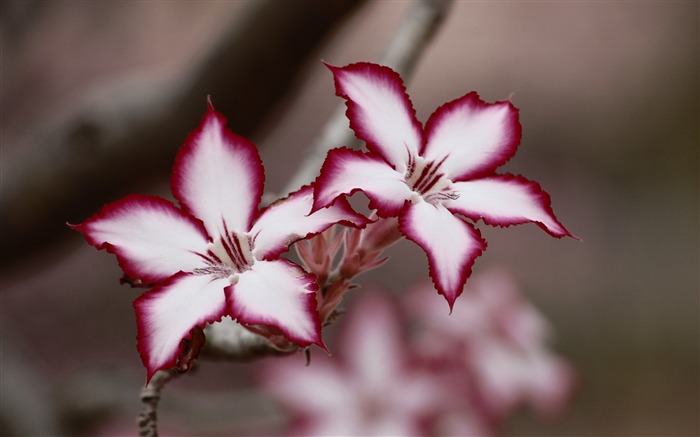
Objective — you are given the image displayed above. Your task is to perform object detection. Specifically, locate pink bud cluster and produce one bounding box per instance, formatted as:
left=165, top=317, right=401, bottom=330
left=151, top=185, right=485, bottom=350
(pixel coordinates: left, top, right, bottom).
left=296, top=216, right=403, bottom=325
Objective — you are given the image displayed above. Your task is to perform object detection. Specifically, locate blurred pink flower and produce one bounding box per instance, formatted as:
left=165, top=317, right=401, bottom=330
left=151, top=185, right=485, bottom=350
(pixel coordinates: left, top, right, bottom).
left=406, top=267, right=576, bottom=420
left=262, top=292, right=482, bottom=436
left=262, top=269, right=574, bottom=436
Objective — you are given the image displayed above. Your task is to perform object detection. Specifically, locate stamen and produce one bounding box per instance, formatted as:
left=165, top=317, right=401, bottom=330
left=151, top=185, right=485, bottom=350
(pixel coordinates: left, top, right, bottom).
left=194, top=250, right=220, bottom=265
left=193, top=265, right=234, bottom=278
left=425, top=191, right=460, bottom=203
left=197, top=223, right=254, bottom=276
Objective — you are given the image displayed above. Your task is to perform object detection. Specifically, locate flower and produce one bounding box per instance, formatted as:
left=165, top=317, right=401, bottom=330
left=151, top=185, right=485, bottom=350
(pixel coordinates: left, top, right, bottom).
left=262, top=292, right=456, bottom=436
left=405, top=268, right=576, bottom=420
left=262, top=272, right=575, bottom=436
left=71, top=100, right=368, bottom=381
left=312, top=62, right=574, bottom=308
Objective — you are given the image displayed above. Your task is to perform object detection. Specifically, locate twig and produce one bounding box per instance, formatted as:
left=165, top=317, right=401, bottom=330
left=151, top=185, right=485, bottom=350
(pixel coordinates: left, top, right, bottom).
left=137, top=369, right=179, bottom=437
left=281, top=0, right=454, bottom=195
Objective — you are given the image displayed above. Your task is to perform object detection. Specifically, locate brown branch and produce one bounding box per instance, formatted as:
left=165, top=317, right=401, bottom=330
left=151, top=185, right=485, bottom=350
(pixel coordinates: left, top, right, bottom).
left=282, top=0, right=454, bottom=194
left=137, top=369, right=179, bottom=437
left=2, top=0, right=363, bottom=266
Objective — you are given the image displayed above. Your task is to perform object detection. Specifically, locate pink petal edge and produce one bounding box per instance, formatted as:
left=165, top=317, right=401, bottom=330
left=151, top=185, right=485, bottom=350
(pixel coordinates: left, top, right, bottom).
left=134, top=272, right=229, bottom=383
left=226, top=259, right=325, bottom=349
left=252, top=184, right=370, bottom=260
left=69, top=194, right=210, bottom=283
left=398, top=201, right=487, bottom=309
left=312, top=147, right=412, bottom=218
left=423, top=92, right=521, bottom=181
left=445, top=173, right=575, bottom=239
left=325, top=62, right=423, bottom=173
left=171, top=99, right=265, bottom=237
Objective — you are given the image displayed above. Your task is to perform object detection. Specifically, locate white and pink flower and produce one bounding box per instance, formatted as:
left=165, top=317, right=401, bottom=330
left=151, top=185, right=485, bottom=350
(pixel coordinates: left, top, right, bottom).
left=263, top=270, right=575, bottom=436
left=312, top=62, right=574, bottom=308
left=406, top=267, right=576, bottom=421
left=262, top=292, right=457, bottom=436
left=71, top=100, right=368, bottom=381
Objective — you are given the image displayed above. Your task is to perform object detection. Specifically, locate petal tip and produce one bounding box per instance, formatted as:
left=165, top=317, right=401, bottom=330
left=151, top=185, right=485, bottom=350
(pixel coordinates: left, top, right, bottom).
left=399, top=204, right=487, bottom=310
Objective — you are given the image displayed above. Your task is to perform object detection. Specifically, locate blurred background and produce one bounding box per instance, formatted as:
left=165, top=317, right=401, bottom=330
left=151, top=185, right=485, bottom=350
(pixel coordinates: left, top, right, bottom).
left=1, top=1, right=697, bottom=436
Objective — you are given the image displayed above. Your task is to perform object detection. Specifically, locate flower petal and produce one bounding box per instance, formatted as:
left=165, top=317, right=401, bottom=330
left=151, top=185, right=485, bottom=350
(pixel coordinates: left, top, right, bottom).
left=399, top=201, right=486, bottom=308
left=134, top=272, right=228, bottom=382
left=444, top=174, right=573, bottom=238
left=172, top=100, right=264, bottom=237
left=70, top=194, right=209, bottom=282
left=312, top=147, right=413, bottom=217
left=263, top=355, right=350, bottom=416
left=423, top=92, right=521, bottom=181
left=326, top=62, right=422, bottom=173
left=226, top=259, right=323, bottom=348
left=251, top=185, right=369, bottom=260
left=343, top=293, right=403, bottom=385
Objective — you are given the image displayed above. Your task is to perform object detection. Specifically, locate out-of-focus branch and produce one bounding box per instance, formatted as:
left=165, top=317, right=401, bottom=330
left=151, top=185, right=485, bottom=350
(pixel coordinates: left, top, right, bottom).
left=1, top=0, right=363, bottom=266
left=282, top=0, right=454, bottom=195
left=379, top=0, right=453, bottom=80
left=0, top=323, right=61, bottom=436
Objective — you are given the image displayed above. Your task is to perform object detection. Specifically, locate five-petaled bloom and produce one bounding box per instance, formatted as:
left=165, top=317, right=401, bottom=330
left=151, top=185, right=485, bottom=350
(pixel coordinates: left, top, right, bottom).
left=263, top=292, right=450, bottom=436
left=312, top=62, right=575, bottom=308
left=71, top=100, right=367, bottom=381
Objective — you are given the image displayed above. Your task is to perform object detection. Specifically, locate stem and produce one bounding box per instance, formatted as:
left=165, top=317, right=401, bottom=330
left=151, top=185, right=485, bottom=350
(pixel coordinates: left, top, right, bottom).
left=137, top=369, right=179, bottom=437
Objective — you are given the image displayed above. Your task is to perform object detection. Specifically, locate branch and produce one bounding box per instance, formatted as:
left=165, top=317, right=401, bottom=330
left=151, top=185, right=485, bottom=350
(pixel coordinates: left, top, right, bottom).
left=137, top=369, right=179, bottom=437
left=0, top=323, right=61, bottom=436
left=378, top=0, right=454, bottom=79
left=2, top=0, right=363, bottom=266
left=281, top=0, right=454, bottom=195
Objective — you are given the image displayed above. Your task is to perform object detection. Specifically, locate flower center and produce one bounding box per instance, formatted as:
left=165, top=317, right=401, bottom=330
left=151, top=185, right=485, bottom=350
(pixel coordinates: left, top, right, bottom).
left=194, top=230, right=254, bottom=280
left=405, top=155, right=457, bottom=204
